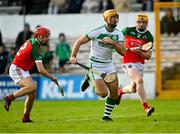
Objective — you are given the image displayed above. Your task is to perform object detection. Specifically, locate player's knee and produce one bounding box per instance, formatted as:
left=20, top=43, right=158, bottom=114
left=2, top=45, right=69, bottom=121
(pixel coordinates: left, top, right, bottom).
left=136, top=78, right=144, bottom=85
left=28, top=84, right=37, bottom=92
left=99, top=91, right=108, bottom=98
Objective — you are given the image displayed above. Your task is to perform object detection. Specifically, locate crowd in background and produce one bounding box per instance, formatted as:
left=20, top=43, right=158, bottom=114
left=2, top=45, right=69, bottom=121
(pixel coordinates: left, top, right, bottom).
left=0, top=23, right=71, bottom=75
left=161, top=8, right=180, bottom=36
left=0, top=0, right=179, bottom=14
left=0, top=0, right=180, bottom=75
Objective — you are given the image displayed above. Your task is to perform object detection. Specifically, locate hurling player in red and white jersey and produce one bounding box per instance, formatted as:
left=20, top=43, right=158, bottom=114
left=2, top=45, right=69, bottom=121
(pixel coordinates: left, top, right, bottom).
left=2, top=26, right=58, bottom=123
left=116, top=14, right=155, bottom=116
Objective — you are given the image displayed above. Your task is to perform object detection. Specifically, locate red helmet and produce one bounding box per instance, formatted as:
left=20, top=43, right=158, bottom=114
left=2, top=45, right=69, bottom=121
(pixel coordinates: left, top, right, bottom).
left=34, top=27, right=50, bottom=37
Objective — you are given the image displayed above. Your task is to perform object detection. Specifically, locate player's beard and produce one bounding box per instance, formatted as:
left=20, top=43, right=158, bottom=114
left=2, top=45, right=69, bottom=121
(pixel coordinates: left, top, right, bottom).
left=110, top=23, right=117, bottom=28
left=41, top=39, right=49, bottom=46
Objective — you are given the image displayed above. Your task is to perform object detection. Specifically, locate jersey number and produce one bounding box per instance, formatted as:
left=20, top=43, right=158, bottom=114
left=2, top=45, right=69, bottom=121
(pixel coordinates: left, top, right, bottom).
left=17, top=42, right=28, bottom=56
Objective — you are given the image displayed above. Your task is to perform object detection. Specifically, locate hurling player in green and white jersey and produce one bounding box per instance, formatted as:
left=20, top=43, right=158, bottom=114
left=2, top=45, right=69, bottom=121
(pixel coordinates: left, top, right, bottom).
left=70, top=9, right=126, bottom=121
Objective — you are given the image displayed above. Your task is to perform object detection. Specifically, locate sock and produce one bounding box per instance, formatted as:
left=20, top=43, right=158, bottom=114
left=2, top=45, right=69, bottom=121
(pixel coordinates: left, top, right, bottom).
left=85, top=74, right=90, bottom=81
left=118, top=88, right=125, bottom=95
left=8, top=94, right=15, bottom=101
left=143, top=102, right=150, bottom=110
left=103, top=97, right=116, bottom=117
left=22, top=114, right=30, bottom=120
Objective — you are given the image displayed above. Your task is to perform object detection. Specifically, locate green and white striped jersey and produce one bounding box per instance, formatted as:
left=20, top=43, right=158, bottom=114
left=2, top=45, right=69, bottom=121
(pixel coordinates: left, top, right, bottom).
left=86, top=25, right=124, bottom=63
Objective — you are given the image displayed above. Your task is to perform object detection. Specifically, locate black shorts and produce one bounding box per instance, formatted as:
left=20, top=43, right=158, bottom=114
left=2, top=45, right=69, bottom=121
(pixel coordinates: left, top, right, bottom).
left=59, top=59, right=68, bottom=67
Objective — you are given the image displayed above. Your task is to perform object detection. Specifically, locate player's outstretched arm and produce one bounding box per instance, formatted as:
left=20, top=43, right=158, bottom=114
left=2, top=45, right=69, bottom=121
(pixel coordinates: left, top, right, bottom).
left=70, top=35, right=90, bottom=64
left=36, top=61, right=57, bottom=82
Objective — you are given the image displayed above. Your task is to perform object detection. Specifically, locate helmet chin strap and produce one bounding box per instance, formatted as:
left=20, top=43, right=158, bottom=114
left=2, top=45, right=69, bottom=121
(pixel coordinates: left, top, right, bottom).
left=136, top=27, right=148, bottom=33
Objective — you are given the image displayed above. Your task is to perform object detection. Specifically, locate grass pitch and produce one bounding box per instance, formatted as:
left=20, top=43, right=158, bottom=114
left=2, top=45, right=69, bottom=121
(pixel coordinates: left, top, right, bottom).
left=0, top=99, right=180, bottom=133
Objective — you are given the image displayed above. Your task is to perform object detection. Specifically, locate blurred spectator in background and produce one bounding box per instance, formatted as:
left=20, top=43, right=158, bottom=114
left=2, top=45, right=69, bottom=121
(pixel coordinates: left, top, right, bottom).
left=8, top=47, right=16, bottom=63
left=20, top=0, right=50, bottom=14
left=160, top=8, right=177, bottom=36
left=28, top=0, right=50, bottom=14
left=19, top=0, right=33, bottom=15
left=112, top=0, right=132, bottom=12
left=0, top=30, right=4, bottom=46
left=81, top=0, right=114, bottom=13
left=0, top=0, right=22, bottom=6
left=81, top=0, right=102, bottom=13
left=100, top=0, right=114, bottom=12
left=7, top=0, right=22, bottom=6
left=42, top=45, right=53, bottom=72
left=142, top=0, right=153, bottom=11
left=6, top=47, right=16, bottom=73
left=175, top=8, right=180, bottom=34
left=15, top=23, right=33, bottom=51
left=0, top=45, right=9, bottom=74
left=48, top=0, right=68, bottom=14
left=66, top=0, right=84, bottom=13
left=56, top=33, right=71, bottom=73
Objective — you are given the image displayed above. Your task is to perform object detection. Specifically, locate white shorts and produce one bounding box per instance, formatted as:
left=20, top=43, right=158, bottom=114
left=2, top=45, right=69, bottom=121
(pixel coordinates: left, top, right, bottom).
left=122, top=62, right=144, bottom=76
left=9, top=64, right=30, bottom=84
left=88, top=61, right=116, bottom=80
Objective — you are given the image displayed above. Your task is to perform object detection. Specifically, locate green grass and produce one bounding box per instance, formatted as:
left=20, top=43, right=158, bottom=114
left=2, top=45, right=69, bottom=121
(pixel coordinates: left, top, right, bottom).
left=0, top=99, right=180, bottom=133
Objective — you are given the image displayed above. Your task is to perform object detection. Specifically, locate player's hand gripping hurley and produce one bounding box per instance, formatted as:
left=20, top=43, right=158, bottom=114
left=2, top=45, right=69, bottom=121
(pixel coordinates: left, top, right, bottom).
left=75, top=62, right=107, bottom=78
left=97, top=38, right=153, bottom=51
left=128, top=42, right=153, bottom=51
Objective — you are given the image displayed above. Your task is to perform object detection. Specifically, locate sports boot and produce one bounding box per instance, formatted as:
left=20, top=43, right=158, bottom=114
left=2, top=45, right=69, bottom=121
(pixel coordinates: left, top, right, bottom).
left=2, top=96, right=12, bottom=111
left=145, top=107, right=155, bottom=116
